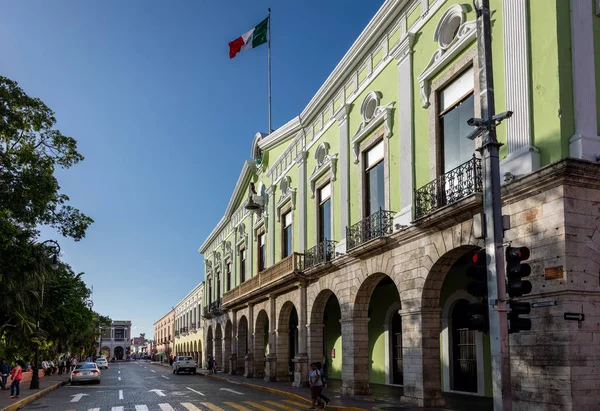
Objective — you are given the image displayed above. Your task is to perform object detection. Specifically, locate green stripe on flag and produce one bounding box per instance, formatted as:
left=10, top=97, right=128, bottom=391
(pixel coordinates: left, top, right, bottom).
left=252, top=16, right=269, bottom=48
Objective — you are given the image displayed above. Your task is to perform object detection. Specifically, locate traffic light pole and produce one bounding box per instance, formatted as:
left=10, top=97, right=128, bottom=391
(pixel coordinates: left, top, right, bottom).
left=475, top=1, right=512, bottom=410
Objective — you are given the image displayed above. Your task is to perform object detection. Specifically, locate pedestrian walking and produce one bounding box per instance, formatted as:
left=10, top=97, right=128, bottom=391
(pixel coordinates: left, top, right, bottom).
left=308, top=362, right=325, bottom=409
left=70, top=357, right=78, bottom=373
left=316, top=362, right=330, bottom=407
left=58, top=359, right=65, bottom=375
left=0, top=359, right=9, bottom=390
left=8, top=361, right=22, bottom=399
left=208, top=356, right=214, bottom=374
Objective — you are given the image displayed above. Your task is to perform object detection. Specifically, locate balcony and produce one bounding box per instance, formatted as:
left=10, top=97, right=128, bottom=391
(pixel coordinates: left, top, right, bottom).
left=209, top=299, right=223, bottom=316
left=202, top=304, right=211, bottom=319
left=114, top=337, right=125, bottom=342
left=304, top=240, right=337, bottom=272
left=190, top=323, right=197, bottom=332
left=180, top=326, right=188, bottom=335
left=414, top=156, right=482, bottom=220
left=346, top=209, right=395, bottom=254
left=222, top=252, right=304, bottom=308
left=174, top=331, right=179, bottom=338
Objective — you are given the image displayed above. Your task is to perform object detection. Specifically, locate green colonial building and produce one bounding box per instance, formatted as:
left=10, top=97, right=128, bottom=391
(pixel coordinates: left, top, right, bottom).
left=197, top=1, right=600, bottom=410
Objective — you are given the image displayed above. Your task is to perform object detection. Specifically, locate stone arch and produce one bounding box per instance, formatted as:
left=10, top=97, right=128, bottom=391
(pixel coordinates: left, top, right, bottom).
left=215, top=323, right=223, bottom=370
left=276, top=301, right=298, bottom=380
left=237, top=315, right=249, bottom=375
left=206, top=325, right=213, bottom=362
left=308, top=289, right=342, bottom=381
left=254, top=309, right=269, bottom=378
left=352, top=272, right=394, bottom=318
left=224, top=320, right=233, bottom=373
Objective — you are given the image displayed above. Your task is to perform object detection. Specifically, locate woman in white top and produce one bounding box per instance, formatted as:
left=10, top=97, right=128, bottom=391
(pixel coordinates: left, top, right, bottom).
left=308, top=362, right=325, bottom=409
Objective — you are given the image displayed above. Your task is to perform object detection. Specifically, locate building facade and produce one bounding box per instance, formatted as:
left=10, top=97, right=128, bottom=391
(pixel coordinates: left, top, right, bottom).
left=154, top=309, right=175, bottom=364
left=199, top=1, right=600, bottom=410
left=100, top=320, right=132, bottom=360
left=174, top=282, right=204, bottom=367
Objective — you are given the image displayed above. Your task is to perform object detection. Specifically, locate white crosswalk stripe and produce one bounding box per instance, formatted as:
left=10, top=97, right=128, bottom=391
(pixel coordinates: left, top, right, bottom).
left=111, top=407, right=124, bottom=411
left=159, top=404, right=176, bottom=411
left=135, top=406, right=149, bottom=411
left=87, top=408, right=100, bottom=411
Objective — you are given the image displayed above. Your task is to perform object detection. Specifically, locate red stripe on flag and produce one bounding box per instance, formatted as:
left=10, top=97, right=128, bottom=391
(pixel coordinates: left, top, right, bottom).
left=228, top=36, right=245, bottom=59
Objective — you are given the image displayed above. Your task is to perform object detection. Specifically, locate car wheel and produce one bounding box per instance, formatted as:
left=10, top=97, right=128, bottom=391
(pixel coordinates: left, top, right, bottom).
left=192, top=370, right=196, bottom=375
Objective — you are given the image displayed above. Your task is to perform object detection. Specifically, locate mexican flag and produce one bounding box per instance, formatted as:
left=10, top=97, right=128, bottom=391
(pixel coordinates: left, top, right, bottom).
left=228, top=17, right=269, bottom=59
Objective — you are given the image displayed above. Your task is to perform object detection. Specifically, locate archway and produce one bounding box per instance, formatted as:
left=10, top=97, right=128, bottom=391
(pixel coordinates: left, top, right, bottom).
left=206, top=326, right=213, bottom=363
left=277, top=301, right=298, bottom=380
left=215, top=323, right=223, bottom=370
left=238, top=316, right=249, bottom=374
left=309, top=290, right=342, bottom=383
left=114, top=346, right=124, bottom=360
left=254, top=309, right=269, bottom=378
left=224, top=320, right=233, bottom=373
left=438, top=250, right=491, bottom=396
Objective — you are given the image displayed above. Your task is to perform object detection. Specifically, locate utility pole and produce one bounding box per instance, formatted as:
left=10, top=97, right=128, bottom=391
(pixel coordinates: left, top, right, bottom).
left=467, top=0, right=512, bottom=410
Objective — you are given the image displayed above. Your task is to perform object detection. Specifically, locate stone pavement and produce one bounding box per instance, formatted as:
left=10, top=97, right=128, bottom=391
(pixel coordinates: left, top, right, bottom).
left=0, top=371, right=69, bottom=411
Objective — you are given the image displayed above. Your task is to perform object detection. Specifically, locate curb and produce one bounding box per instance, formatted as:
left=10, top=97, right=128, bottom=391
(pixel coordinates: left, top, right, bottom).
left=199, top=373, right=368, bottom=411
left=1, top=379, right=68, bottom=411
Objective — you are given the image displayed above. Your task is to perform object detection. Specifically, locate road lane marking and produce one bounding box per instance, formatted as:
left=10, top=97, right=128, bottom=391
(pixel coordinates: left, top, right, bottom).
left=264, top=401, right=299, bottom=411
left=151, top=370, right=156, bottom=373
left=149, top=389, right=167, bottom=397
left=225, top=402, right=254, bottom=411
left=282, top=400, right=310, bottom=408
left=118, top=371, right=121, bottom=374
left=161, top=375, right=169, bottom=379
left=200, top=403, right=226, bottom=411
left=70, top=393, right=89, bottom=403
left=181, top=403, right=202, bottom=411
left=111, top=407, right=124, bottom=411
left=219, top=387, right=244, bottom=395
left=118, top=376, right=122, bottom=381
left=243, top=402, right=276, bottom=411
left=88, top=408, right=101, bottom=411
left=159, top=405, right=175, bottom=411
left=186, top=387, right=205, bottom=396
left=135, top=406, right=149, bottom=411
left=119, top=390, right=123, bottom=400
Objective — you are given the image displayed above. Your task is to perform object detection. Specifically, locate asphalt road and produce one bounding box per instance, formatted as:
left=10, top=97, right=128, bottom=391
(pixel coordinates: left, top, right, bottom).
left=21, top=361, right=309, bottom=411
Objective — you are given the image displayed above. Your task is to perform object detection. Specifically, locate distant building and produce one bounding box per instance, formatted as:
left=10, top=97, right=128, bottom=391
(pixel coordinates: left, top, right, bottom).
left=154, top=309, right=175, bottom=364
left=100, top=320, right=132, bottom=360
left=130, top=336, right=146, bottom=354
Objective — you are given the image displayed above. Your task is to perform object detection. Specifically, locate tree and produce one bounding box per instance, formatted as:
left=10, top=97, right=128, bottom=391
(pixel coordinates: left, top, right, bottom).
left=0, top=75, right=95, bottom=357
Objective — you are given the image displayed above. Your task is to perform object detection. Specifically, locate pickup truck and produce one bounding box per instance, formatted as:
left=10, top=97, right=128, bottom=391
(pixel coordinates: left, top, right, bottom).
left=172, top=356, right=197, bottom=374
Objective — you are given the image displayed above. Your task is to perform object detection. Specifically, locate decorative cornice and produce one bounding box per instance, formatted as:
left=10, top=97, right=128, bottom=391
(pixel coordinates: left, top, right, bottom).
left=333, top=103, right=352, bottom=124
left=309, top=154, right=339, bottom=198
left=257, top=116, right=302, bottom=151
left=351, top=102, right=395, bottom=163
left=392, top=32, right=415, bottom=64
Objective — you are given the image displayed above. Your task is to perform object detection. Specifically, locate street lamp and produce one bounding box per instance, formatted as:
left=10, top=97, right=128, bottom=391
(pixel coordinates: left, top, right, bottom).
left=30, top=240, right=61, bottom=390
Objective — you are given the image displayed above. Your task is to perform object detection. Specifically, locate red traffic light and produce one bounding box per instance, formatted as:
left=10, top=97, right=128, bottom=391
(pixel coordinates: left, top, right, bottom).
left=472, top=249, right=486, bottom=264
left=506, top=246, right=530, bottom=261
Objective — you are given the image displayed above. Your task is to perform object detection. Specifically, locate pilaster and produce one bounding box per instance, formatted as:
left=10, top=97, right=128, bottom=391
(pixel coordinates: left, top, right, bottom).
left=266, top=185, right=276, bottom=266
left=569, top=0, right=600, bottom=161
left=393, top=34, right=415, bottom=226
left=296, top=150, right=309, bottom=252
left=292, top=283, right=309, bottom=387
left=334, top=104, right=351, bottom=254
left=244, top=303, right=254, bottom=378
left=265, top=295, right=277, bottom=382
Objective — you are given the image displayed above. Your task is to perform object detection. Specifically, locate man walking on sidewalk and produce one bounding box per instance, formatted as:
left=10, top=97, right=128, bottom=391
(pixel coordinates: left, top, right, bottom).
left=0, top=360, right=9, bottom=390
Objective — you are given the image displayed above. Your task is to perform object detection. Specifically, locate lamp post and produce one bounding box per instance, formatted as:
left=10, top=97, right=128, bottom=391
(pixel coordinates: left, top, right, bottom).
left=30, top=240, right=61, bottom=390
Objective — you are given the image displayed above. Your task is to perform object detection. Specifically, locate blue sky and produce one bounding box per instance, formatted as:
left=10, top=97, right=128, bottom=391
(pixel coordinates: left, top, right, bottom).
left=0, top=0, right=383, bottom=338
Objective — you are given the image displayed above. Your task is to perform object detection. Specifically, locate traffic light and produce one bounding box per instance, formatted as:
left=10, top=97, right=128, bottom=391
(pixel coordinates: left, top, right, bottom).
left=465, top=249, right=489, bottom=332
left=506, top=246, right=532, bottom=333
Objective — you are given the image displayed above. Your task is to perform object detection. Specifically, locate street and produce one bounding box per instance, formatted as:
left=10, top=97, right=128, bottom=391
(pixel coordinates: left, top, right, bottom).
left=20, top=361, right=310, bottom=411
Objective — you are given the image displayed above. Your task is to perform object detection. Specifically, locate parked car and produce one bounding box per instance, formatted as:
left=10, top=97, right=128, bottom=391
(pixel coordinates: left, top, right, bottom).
left=172, top=356, right=196, bottom=374
left=95, top=358, right=108, bottom=370
left=71, top=362, right=101, bottom=384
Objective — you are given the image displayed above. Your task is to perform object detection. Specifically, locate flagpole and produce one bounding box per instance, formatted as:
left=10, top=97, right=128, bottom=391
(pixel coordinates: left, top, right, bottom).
left=268, top=8, right=273, bottom=133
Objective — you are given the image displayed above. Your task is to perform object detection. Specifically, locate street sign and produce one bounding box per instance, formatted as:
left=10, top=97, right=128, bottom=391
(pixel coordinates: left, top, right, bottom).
left=564, top=312, right=584, bottom=321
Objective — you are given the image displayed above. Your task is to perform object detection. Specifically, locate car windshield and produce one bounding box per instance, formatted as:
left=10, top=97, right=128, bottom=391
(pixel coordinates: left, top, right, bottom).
left=75, top=363, right=97, bottom=370
left=181, top=357, right=193, bottom=361
left=96, top=359, right=106, bottom=362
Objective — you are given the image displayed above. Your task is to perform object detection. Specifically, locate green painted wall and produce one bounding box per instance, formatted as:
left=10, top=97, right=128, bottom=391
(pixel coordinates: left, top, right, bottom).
left=347, top=61, right=399, bottom=225
left=324, top=296, right=342, bottom=380
left=368, top=281, right=400, bottom=385
left=594, top=0, right=600, bottom=133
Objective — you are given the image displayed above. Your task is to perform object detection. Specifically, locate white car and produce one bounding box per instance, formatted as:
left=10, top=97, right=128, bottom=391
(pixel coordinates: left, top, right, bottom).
left=95, top=358, right=108, bottom=370
left=172, top=356, right=197, bottom=374
left=71, top=362, right=101, bottom=384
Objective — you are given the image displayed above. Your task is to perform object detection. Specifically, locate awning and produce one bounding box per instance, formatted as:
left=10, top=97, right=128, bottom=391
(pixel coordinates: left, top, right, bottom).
left=156, top=352, right=165, bottom=355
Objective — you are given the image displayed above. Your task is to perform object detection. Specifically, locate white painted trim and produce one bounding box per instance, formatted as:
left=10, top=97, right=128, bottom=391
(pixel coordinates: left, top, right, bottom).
left=569, top=0, right=600, bottom=161
left=440, top=290, right=485, bottom=396
left=351, top=102, right=395, bottom=164
left=258, top=116, right=302, bottom=151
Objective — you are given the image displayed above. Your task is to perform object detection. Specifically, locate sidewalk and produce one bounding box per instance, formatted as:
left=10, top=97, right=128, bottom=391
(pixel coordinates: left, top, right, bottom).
left=150, top=362, right=446, bottom=411
left=0, top=372, right=69, bottom=411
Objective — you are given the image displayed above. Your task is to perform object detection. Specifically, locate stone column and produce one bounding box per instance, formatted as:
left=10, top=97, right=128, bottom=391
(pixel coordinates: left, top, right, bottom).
left=248, top=212, right=254, bottom=278
left=340, top=316, right=370, bottom=395
left=334, top=104, right=351, bottom=254
left=569, top=0, right=600, bottom=161
left=244, top=304, right=254, bottom=378
left=296, top=150, right=309, bottom=253
left=230, top=310, right=238, bottom=375
left=293, top=283, right=309, bottom=387
left=265, top=295, right=277, bottom=381
left=400, top=308, right=444, bottom=407
left=393, top=34, right=415, bottom=226
left=307, top=323, right=324, bottom=368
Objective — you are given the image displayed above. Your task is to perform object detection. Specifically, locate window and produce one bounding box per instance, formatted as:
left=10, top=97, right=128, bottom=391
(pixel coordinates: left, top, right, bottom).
left=258, top=232, right=266, bottom=272
left=208, top=278, right=212, bottom=305
left=240, top=248, right=246, bottom=283
left=439, top=67, right=475, bottom=173
left=216, top=271, right=221, bottom=300
left=364, top=141, right=385, bottom=216
left=226, top=261, right=232, bottom=291
left=318, top=183, right=332, bottom=242
left=282, top=211, right=293, bottom=257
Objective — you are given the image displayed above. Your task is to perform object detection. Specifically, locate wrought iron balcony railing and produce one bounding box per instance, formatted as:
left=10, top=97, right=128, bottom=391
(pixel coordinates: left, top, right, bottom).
left=174, top=330, right=179, bottom=337
left=304, top=240, right=337, bottom=270
left=180, top=326, right=188, bottom=334
left=346, top=209, right=395, bottom=252
left=190, top=323, right=197, bottom=331
left=209, top=299, right=223, bottom=316
left=414, top=156, right=483, bottom=220
left=202, top=304, right=211, bottom=319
